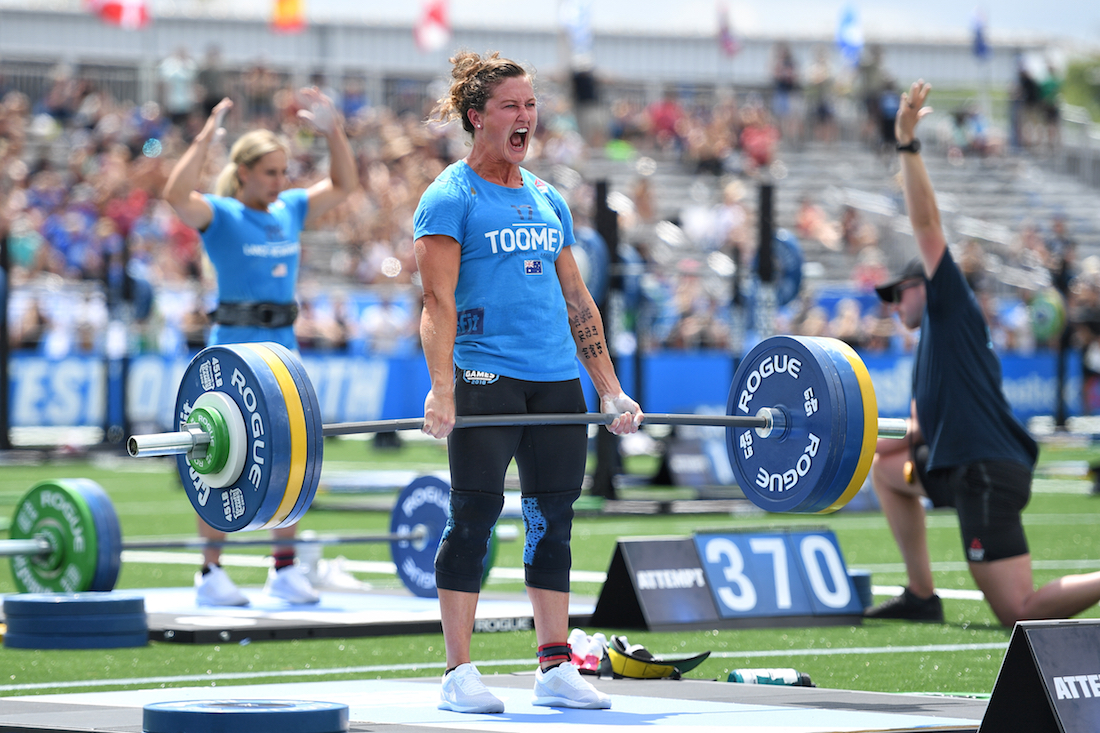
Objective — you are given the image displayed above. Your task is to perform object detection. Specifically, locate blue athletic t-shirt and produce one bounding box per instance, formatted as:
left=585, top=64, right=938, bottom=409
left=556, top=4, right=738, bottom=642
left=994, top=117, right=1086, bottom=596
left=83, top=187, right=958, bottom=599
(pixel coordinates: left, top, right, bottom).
left=413, top=161, right=579, bottom=381
left=200, top=189, right=309, bottom=350
left=912, top=249, right=1038, bottom=471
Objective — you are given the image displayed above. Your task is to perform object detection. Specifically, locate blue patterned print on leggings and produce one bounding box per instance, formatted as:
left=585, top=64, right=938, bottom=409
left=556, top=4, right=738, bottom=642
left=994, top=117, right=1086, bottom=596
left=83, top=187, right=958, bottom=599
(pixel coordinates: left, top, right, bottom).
left=521, top=496, right=547, bottom=565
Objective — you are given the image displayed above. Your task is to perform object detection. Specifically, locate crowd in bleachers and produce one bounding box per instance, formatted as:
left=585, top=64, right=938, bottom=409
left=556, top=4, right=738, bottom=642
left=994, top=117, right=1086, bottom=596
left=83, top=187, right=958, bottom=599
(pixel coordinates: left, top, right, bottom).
left=0, top=44, right=1093, bottom=371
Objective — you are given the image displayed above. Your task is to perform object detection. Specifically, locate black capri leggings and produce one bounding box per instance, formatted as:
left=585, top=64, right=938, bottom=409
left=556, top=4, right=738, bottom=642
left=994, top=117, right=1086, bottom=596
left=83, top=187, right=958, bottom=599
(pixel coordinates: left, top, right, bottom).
left=434, top=370, right=588, bottom=592
left=448, top=371, right=588, bottom=493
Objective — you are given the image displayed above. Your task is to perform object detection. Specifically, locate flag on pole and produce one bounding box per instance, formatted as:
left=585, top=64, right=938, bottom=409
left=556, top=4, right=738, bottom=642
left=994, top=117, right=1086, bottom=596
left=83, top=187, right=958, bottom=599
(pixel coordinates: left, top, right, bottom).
left=559, top=0, right=593, bottom=59
left=272, top=0, right=306, bottom=33
left=414, top=0, right=451, bottom=53
left=972, top=10, right=990, bottom=60
left=836, top=4, right=863, bottom=67
left=85, top=0, right=149, bottom=29
left=718, top=1, right=739, bottom=57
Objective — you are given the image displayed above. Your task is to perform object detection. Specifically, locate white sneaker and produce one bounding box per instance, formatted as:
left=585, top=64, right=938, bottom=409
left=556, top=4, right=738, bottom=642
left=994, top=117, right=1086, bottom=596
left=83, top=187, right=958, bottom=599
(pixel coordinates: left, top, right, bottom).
left=312, top=557, right=372, bottom=591
left=265, top=564, right=321, bottom=604
left=194, top=565, right=249, bottom=607
left=439, top=663, right=505, bottom=714
left=533, top=663, right=611, bottom=709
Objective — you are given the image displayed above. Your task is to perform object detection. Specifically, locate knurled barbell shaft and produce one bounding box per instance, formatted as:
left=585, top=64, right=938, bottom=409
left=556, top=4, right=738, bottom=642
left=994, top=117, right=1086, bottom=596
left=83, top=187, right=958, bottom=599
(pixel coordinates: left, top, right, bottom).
left=0, top=529, right=432, bottom=559
left=127, top=411, right=907, bottom=458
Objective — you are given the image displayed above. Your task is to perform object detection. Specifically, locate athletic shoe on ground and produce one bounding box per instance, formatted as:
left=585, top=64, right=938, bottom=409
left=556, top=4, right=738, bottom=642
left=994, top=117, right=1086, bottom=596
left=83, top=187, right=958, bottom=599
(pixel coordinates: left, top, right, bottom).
left=863, top=587, right=944, bottom=622
left=439, top=663, right=505, bottom=714
left=194, top=565, right=249, bottom=607
left=265, top=564, right=321, bottom=604
left=310, top=557, right=372, bottom=592
left=533, top=663, right=612, bottom=709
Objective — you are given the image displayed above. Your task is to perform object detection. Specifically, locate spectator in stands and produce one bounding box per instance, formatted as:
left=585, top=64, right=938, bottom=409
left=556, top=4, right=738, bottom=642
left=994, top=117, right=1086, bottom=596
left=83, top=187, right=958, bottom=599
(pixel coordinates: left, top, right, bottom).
left=867, top=79, right=1100, bottom=627
left=157, top=47, right=199, bottom=132
left=795, top=195, right=840, bottom=250
left=958, top=238, right=990, bottom=293
left=855, top=45, right=885, bottom=143
left=1071, top=259, right=1100, bottom=414
left=1011, top=52, right=1043, bottom=150
left=359, top=292, right=411, bottom=355
left=770, top=41, right=801, bottom=142
left=646, top=87, right=686, bottom=155
left=1039, top=60, right=1063, bottom=149
left=804, top=46, right=837, bottom=144
left=739, top=103, right=779, bottom=173
left=197, top=45, right=227, bottom=117
left=829, top=297, right=865, bottom=349
left=162, top=88, right=357, bottom=607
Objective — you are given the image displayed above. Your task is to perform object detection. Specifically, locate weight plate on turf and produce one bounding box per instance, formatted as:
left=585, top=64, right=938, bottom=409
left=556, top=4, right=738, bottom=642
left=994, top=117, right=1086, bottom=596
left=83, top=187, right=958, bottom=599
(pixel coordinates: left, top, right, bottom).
left=796, top=338, right=867, bottom=514
left=70, top=479, right=123, bottom=591
left=816, top=339, right=878, bottom=513
left=9, top=481, right=116, bottom=593
left=5, top=612, right=148, bottom=635
left=240, top=343, right=311, bottom=529
left=1030, top=287, right=1066, bottom=342
left=143, top=700, right=349, bottom=733
left=253, top=342, right=324, bottom=528
left=175, top=345, right=293, bottom=532
left=748, top=228, right=804, bottom=307
left=390, top=476, right=451, bottom=598
left=3, top=631, right=148, bottom=649
left=727, top=336, right=849, bottom=513
left=3, top=593, right=145, bottom=617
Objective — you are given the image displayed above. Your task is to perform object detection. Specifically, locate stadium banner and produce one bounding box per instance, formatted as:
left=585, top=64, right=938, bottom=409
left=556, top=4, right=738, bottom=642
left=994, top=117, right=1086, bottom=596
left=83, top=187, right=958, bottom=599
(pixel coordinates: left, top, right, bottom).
left=5, top=350, right=1083, bottom=430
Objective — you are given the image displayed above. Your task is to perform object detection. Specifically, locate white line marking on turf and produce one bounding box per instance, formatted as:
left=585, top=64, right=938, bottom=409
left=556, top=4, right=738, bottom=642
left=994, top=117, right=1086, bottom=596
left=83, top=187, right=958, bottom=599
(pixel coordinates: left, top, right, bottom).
left=127, top=550, right=1094, bottom=588
left=120, top=551, right=608, bottom=583
left=0, top=642, right=1008, bottom=694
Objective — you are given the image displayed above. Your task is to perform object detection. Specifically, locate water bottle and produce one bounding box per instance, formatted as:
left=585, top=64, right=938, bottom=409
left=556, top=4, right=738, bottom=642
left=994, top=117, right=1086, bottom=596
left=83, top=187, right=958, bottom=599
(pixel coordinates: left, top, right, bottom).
left=568, top=628, right=590, bottom=666
left=728, top=668, right=814, bottom=687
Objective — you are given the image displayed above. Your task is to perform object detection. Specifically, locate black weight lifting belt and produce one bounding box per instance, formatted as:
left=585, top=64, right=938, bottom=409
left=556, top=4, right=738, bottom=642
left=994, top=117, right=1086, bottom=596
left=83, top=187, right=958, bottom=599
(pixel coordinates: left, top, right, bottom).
left=211, top=301, right=299, bottom=329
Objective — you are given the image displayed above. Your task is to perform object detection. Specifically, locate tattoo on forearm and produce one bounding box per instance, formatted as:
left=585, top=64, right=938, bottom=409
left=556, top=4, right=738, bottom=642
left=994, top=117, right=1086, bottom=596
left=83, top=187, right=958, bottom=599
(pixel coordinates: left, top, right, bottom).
left=569, top=306, right=595, bottom=328
left=579, top=341, right=605, bottom=360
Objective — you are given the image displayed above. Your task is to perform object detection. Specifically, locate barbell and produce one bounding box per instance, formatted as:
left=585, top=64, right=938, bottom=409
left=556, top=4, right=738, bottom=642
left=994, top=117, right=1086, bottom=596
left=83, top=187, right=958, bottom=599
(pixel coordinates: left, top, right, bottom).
left=3, top=476, right=498, bottom=599
left=124, top=336, right=906, bottom=525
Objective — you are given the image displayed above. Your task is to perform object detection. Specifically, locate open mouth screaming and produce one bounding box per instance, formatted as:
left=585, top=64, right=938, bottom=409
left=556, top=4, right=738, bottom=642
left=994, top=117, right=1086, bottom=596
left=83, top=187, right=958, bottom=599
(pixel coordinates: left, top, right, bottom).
left=510, top=127, right=529, bottom=151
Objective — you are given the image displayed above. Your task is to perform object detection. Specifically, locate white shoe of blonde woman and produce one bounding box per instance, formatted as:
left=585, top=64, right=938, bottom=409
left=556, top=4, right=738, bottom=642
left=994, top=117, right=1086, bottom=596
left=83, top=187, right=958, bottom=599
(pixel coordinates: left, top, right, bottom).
left=194, top=565, right=249, bottom=607
left=264, top=564, right=321, bottom=604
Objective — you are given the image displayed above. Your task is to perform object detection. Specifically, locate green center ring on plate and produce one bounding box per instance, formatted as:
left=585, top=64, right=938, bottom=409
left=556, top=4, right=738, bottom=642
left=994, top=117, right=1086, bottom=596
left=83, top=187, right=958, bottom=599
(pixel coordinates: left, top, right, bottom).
left=187, top=405, right=230, bottom=475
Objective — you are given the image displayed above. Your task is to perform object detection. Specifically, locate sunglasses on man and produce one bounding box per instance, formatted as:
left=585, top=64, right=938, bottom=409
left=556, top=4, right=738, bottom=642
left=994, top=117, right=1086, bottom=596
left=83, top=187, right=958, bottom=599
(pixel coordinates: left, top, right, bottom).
left=889, top=279, right=923, bottom=303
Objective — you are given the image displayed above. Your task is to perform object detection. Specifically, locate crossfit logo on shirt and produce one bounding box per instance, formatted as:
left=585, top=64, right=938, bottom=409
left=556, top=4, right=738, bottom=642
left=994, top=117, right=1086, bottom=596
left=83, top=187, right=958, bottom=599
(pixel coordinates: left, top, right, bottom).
left=463, top=370, right=499, bottom=385
left=456, top=308, right=484, bottom=336
left=525, top=260, right=543, bottom=275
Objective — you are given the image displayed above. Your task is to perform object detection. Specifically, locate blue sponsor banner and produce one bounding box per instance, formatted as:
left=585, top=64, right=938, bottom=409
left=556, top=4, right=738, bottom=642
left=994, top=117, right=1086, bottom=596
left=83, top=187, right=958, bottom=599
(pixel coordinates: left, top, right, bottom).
left=4, top=349, right=1084, bottom=430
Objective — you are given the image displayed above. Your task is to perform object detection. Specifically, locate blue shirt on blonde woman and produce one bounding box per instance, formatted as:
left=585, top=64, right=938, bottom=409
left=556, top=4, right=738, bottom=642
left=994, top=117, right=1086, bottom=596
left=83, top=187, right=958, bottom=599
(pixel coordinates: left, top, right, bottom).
left=413, top=161, right=578, bottom=382
left=200, top=188, right=309, bottom=349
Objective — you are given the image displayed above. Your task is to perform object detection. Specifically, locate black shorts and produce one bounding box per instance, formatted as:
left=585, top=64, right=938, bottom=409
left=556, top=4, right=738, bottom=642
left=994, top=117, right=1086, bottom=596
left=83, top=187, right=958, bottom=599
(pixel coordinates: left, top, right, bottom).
left=448, top=370, right=588, bottom=495
left=912, top=444, right=1032, bottom=562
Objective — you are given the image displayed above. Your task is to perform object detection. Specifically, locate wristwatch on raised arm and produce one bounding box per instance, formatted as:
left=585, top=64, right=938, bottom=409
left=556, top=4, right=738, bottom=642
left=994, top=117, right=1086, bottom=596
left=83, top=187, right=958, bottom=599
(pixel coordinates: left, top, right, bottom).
left=896, top=138, right=921, bottom=154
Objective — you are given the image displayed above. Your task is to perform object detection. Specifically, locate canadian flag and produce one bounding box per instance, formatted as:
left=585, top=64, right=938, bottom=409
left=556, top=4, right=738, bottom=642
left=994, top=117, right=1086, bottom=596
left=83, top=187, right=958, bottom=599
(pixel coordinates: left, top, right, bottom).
left=85, top=0, right=150, bottom=29
left=272, top=0, right=306, bottom=33
left=414, top=0, right=450, bottom=53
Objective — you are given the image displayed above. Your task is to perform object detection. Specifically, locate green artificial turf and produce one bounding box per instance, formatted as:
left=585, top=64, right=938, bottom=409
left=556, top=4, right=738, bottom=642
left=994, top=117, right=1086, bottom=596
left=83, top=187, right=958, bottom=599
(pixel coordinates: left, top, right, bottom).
left=1, top=437, right=1098, bottom=698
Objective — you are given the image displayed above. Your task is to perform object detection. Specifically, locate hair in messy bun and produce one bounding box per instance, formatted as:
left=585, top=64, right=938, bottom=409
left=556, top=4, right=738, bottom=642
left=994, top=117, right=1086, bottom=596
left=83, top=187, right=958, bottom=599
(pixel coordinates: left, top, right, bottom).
left=429, top=51, right=531, bottom=133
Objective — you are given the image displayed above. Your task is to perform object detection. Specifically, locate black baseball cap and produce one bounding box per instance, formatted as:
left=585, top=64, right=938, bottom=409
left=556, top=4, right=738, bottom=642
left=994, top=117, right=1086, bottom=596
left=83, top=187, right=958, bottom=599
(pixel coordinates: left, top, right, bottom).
left=875, top=257, right=925, bottom=303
